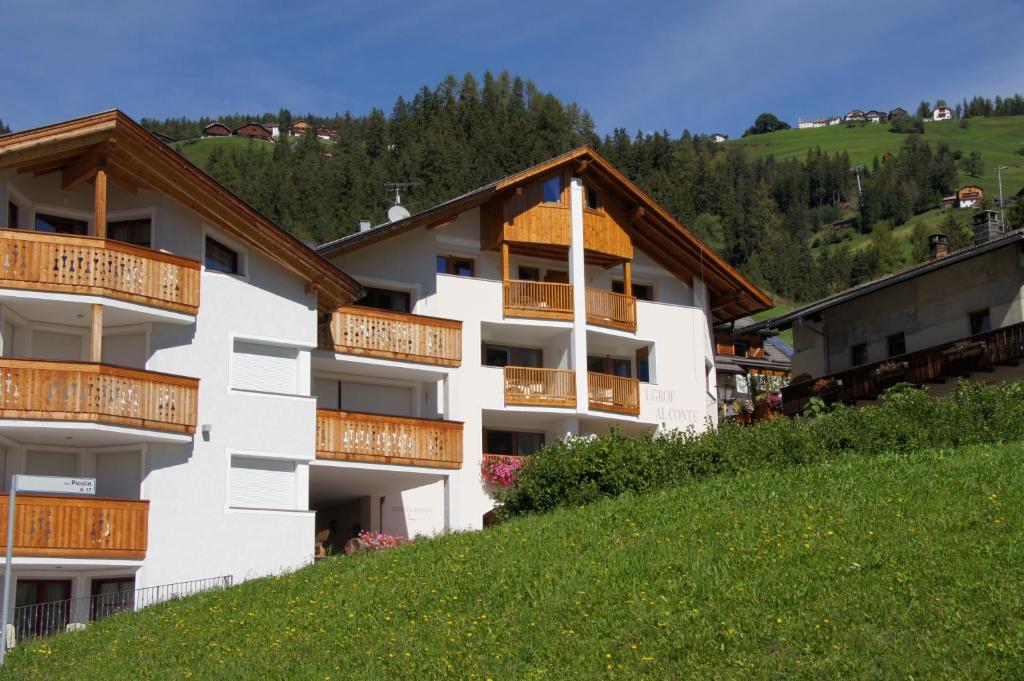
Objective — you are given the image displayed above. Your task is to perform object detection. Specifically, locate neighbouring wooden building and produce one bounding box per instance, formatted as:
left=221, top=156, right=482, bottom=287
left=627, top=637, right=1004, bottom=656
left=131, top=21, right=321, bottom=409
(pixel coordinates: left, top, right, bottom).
left=715, top=317, right=791, bottom=422
left=957, top=185, right=984, bottom=209
left=844, top=109, right=866, bottom=123
left=290, top=120, right=311, bottom=137
left=234, top=122, right=273, bottom=141
left=202, top=123, right=232, bottom=138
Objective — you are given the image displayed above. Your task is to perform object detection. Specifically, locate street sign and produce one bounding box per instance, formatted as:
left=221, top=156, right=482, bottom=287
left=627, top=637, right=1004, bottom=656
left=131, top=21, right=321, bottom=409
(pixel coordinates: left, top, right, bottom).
left=13, top=475, right=95, bottom=496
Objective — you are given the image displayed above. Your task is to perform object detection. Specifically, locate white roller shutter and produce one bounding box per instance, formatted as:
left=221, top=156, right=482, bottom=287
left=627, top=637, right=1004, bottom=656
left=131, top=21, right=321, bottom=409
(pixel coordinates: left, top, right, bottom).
left=231, top=340, right=298, bottom=394
left=229, top=456, right=296, bottom=510
left=32, top=331, right=82, bottom=361
left=95, top=451, right=141, bottom=499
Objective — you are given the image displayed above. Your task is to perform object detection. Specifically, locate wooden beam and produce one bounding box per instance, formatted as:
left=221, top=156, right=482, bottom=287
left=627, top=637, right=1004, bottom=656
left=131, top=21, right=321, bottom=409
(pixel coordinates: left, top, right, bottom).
left=62, top=144, right=109, bottom=191
left=93, top=168, right=108, bottom=238
left=501, top=242, right=510, bottom=283
left=573, top=159, right=590, bottom=175
left=90, top=304, right=103, bottom=363
left=623, top=261, right=632, bottom=296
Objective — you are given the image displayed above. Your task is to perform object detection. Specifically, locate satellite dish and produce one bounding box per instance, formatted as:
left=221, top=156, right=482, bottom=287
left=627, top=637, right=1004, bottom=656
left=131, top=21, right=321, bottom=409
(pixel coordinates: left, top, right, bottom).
left=387, top=204, right=411, bottom=222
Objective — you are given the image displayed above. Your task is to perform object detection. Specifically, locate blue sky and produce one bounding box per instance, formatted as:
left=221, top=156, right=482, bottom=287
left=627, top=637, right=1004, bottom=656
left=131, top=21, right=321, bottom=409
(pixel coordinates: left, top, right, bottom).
left=4, top=0, right=1024, bottom=137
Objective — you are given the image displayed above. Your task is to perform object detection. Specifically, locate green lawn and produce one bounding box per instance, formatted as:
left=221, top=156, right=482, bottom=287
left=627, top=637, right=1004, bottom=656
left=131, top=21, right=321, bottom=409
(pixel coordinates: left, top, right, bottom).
left=751, top=304, right=793, bottom=344
left=171, top=135, right=274, bottom=168
left=728, top=116, right=1024, bottom=199
left=5, top=443, right=1022, bottom=679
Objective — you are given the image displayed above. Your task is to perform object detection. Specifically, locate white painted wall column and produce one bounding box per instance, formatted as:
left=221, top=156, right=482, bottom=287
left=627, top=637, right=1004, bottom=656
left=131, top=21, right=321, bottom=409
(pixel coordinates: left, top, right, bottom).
left=444, top=471, right=460, bottom=531
left=568, top=177, right=588, bottom=413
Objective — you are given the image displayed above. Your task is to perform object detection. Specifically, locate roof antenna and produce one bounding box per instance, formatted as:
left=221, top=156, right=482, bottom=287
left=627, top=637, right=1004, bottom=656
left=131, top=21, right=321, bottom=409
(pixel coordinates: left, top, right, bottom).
left=384, top=182, right=415, bottom=222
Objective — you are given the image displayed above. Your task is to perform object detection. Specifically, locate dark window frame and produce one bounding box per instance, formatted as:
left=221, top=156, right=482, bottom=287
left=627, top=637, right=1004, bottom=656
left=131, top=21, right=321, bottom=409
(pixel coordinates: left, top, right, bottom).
left=587, top=354, right=633, bottom=378
left=7, top=201, right=19, bottom=229
left=205, top=235, right=242, bottom=275
left=436, top=255, right=475, bottom=277
left=887, top=332, right=906, bottom=358
left=969, top=308, right=992, bottom=336
left=851, top=342, right=868, bottom=367
left=733, top=341, right=749, bottom=358
left=636, top=347, right=650, bottom=383
left=518, top=266, right=541, bottom=282
left=585, top=185, right=600, bottom=211
left=35, top=212, right=88, bottom=236
left=356, top=286, right=411, bottom=313
left=541, top=174, right=563, bottom=204
left=482, top=343, right=543, bottom=368
left=108, top=217, right=153, bottom=248
left=611, top=280, right=655, bottom=301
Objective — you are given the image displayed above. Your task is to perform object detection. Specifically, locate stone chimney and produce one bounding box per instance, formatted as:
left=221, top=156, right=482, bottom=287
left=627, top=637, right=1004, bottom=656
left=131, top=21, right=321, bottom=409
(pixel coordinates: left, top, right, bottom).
left=928, top=233, right=949, bottom=259
left=358, top=220, right=372, bottom=233
left=972, top=210, right=1003, bottom=246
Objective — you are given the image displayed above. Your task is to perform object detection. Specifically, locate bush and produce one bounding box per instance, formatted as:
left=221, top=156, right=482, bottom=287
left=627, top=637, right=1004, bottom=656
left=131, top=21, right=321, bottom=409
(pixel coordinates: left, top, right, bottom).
left=496, top=381, right=1024, bottom=517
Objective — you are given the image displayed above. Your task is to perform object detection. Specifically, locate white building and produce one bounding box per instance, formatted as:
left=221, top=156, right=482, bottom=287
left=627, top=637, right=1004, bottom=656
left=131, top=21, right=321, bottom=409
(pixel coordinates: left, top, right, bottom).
left=709, top=133, right=728, bottom=143
left=0, top=114, right=771, bottom=633
left=931, top=106, right=953, bottom=121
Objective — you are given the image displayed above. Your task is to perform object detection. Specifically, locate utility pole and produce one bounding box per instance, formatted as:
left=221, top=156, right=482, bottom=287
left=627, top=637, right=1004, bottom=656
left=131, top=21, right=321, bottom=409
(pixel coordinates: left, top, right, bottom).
left=995, top=165, right=1008, bottom=225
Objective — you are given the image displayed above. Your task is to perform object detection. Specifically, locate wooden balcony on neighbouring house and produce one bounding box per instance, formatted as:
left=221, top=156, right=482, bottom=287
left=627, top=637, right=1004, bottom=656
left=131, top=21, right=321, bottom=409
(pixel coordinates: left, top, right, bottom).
left=781, top=321, right=1024, bottom=416
left=503, top=366, right=576, bottom=407
left=316, top=409, right=463, bottom=469
left=0, top=228, right=201, bottom=315
left=0, top=358, right=198, bottom=434
left=585, top=287, right=637, bottom=331
left=503, top=279, right=573, bottom=320
left=318, top=306, right=462, bottom=367
left=0, top=494, right=148, bottom=559
left=587, top=372, right=640, bottom=415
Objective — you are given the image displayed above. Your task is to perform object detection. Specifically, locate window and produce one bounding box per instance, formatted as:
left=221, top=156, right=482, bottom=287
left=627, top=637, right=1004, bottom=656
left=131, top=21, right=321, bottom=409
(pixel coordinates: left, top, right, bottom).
left=542, top=174, right=563, bottom=203
left=588, top=355, right=632, bottom=377
left=482, top=344, right=542, bottom=368
left=108, top=218, right=152, bottom=247
left=636, top=347, right=650, bottom=383
left=35, top=212, right=87, bottom=235
left=436, top=255, right=474, bottom=277
left=969, top=309, right=991, bottom=335
left=887, top=332, right=906, bottom=358
left=231, top=340, right=299, bottom=395
left=7, top=201, right=18, bottom=228
left=518, top=266, right=540, bottom=282
left=356, top=286, right=411, bottom=313
left=229, top=456, right=297, bottom=510
left=851, top=343, right=868, bottom=367
left=611, top=280, right=655, bottom=301
left=205, top=236, right=241, bottom=274
left=585, top=185, right=600, bottom=211
left=733, top=341, right=749, bottom=358
left=484, top=429, right=545, bottom=456
left=90, top=577, right=136, bottom=622
left=544, top=270, right=569, bottom=284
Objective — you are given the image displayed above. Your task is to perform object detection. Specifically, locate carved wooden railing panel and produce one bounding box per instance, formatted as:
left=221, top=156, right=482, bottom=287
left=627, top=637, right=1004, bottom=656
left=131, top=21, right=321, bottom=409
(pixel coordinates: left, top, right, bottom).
left=318, top=306, right=462, bottom=367
left=0, top=229, right=200, bottom=314
left=587, top=372, right=640, bottom=415
left=0, top=494, right=148, bottom=559
left=781, top=321, right=1024, bottom=416
left=316, top=410, right=463, bottom=469
left=504, top=366, right=576, bottom=407
left=0, top=359, right=198, bottom=434
left=585, top=287, right=637, bottom=331
left=503, top=280, right=573, bottom=320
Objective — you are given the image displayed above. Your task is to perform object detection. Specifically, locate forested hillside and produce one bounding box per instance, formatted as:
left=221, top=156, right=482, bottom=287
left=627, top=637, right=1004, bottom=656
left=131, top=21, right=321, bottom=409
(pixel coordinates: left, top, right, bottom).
left=140, top=74, right=1024, bottom=303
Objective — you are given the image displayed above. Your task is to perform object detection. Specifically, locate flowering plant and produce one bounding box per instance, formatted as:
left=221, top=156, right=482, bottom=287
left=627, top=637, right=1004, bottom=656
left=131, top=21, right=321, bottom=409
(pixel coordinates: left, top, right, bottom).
left=356, top=531, right=410, bottom=551
left=741, top=399, right=755, bottom=415
left=768, top=392, right=783, bottom=411
left=482, top=455, right=524, bottom=487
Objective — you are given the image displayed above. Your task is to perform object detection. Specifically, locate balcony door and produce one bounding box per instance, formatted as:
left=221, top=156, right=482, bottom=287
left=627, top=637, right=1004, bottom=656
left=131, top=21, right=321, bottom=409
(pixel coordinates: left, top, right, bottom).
left=483, top=344, right=543, bottom=368
left=587, top=355, right=632, bottom=377
left=14, top=579, right=71, bottom=638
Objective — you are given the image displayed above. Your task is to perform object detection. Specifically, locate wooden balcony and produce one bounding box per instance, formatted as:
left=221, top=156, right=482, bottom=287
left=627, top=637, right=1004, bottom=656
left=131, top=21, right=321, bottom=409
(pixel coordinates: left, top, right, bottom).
left=503, top=279, right=573, bottom=320
left=587, top=372, right=640, bottom=415
left=585, top=287, right=637, bottom=332
left=0, top=359, right=198, bottom=435
left=0, top=494, right=148, bottom=559
left=781, top=321, right=1024, bottom=416
left=504, top=366, right=576, bottom=408
left=316, top=409, right=463, bottom=469
left=0, top=228, right=201, bottom=315
left=318, top=306, right=462, bottom=367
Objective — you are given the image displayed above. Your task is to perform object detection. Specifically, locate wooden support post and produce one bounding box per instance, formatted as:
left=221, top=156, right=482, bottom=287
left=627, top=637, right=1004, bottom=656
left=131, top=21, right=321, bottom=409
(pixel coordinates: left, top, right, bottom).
left=90, top=304, right=103, bottom=363
left=94, top=168, right=108, bottom=239
left=623, top=261, right=632, bottom=296
left=501, top=242, right=509, bottom=283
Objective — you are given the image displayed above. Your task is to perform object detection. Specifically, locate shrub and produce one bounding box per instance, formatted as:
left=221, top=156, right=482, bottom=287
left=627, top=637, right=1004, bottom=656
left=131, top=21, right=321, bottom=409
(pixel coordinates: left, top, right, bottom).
left=357, top=531, right=411, bottom=551
left=495, top=381, right=1024, bottom=517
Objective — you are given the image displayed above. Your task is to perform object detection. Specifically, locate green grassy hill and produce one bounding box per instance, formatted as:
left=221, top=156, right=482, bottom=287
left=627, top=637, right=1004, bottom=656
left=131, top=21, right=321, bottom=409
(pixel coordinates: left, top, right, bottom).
left=4, top=443, right=1022, bottom=679
left=171, top=135, right=274, bottom=168
left=728, top=116, right=1024, bottom=198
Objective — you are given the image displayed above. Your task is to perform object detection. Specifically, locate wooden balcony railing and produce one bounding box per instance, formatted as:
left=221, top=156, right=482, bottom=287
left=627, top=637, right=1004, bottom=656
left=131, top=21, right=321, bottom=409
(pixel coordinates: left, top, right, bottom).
left=0, top=228, right=201, bottom=315
left=0, top=359, right=198, bottom=434
left=781, top=321, right=1024, bottom=416
left=318, top=306, right=462, bottom=367
left=316, top=409, right=463, bottom=469
left=503, top=279, right=573, bottom=320
left=585, top=287, right=637, bottom=331
left=0, top=494, right=148, bottom=559
left=587, top=372, right=640, bottom=415
left=504, top=366, right=576, bottom=407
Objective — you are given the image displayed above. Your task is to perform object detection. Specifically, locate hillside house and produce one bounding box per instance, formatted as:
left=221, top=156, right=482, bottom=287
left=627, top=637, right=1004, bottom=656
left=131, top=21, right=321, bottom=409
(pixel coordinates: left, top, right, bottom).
left=714, top=317, right=791, bottom=422
left=865, top=110, right=886, bottom=123
left=709, top=133, right=728, bottom=143
left=290, top=120, right=311, bottom=137
left=957, top=185, right=984, bottom=209
left=931, top=106, right=953, bottom=122
left=844, top=109, right=866, bottom=123
left=316, top=126, right=338, bottom=142
left=265, top=122, right=281, bottom=139
left=234, top=122, right=273, bottom=141
left=201, top=123, right=232, bottom=138
left=888, top=107, right=908, bottom=119
left=743, top=214, right=1024, bottom=416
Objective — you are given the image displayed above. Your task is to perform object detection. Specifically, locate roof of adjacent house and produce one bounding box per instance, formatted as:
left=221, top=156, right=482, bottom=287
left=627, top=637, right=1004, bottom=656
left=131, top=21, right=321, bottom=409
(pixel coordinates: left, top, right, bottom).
left=739, top=229, right=1024, bottom=333
left=317, top=146, right=773, bottom=321
left=0, top=110, right=362, bottom=308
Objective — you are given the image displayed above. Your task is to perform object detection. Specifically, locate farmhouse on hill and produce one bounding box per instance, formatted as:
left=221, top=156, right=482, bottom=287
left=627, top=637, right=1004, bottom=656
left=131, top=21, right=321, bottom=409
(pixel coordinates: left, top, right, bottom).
left=234, top=122, right=273, bottom=141
left=865, top=110, right=886, bottom=123
left=844, top=109, right=866, bottom=123
left=709, top=133, right=728, bottom=143
left=202, top=122, right=232, bottom=138
left=889, top=107, right=908, bottom=119
left=957, top=185, right=984, bottom=209
left=931, top=105, right=953, bottom=121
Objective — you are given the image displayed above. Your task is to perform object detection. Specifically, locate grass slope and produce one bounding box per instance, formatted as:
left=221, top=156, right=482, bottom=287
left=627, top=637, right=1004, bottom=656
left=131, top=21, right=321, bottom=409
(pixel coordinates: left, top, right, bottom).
left=729, top=116, right=1024, bottom=198
left=4, top=444, right=1022, bottom=679
left=171, top=136, right=274, bottom=168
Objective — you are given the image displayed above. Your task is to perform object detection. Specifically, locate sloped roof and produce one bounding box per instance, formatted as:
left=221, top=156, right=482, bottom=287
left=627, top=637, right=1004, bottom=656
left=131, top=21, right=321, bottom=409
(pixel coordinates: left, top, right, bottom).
left=318, top=147, right=772, bottom=321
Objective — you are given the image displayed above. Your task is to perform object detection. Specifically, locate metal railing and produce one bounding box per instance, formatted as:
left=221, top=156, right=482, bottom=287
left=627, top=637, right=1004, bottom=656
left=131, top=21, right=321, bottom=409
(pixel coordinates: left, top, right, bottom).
left=8, top=575, right=232, bottom=647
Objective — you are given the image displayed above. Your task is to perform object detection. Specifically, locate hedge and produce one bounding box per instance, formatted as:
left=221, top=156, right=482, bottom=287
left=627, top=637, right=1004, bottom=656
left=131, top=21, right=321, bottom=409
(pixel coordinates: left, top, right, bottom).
left=496, top=381, right=1024, bottom=517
